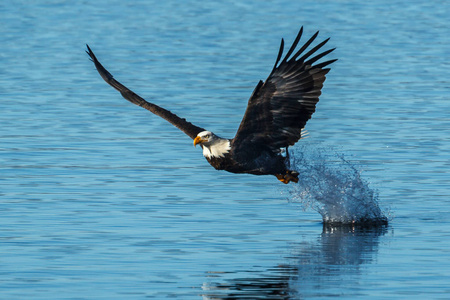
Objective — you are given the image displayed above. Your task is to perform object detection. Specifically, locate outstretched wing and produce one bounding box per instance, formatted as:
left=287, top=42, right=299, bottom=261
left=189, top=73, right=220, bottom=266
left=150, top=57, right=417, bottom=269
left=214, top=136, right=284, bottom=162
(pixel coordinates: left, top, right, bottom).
left=86, top=45, right=205, bottom=140
left=232, top=27, right=336, bottom=153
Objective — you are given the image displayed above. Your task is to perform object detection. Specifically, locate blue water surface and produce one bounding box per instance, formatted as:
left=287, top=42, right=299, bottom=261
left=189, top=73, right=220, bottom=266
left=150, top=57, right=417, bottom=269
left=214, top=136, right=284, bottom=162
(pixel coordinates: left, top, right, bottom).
left=1, top=0, right=449, bottom=299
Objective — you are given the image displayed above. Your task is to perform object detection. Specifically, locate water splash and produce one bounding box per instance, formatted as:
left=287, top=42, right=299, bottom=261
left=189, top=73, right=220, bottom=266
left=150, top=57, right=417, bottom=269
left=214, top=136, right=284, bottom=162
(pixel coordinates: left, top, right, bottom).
left=287, top=144, right=389, bottom=226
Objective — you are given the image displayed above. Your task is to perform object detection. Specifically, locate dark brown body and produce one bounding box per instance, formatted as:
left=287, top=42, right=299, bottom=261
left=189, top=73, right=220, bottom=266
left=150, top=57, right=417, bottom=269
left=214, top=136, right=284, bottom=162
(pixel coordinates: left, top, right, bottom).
left=206, top=146, right=287, bottom=176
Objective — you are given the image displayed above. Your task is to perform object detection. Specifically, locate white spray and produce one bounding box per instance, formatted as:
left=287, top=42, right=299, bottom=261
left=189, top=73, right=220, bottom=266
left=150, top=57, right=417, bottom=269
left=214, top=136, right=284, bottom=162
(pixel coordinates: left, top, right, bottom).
left=287, top=143, right=389, bottom=225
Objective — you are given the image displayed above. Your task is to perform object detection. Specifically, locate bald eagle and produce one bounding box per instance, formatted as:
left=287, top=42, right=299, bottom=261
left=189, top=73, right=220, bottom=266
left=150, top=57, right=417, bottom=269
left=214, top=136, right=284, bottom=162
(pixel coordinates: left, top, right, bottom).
left=86, top=27, right=336, bottom=184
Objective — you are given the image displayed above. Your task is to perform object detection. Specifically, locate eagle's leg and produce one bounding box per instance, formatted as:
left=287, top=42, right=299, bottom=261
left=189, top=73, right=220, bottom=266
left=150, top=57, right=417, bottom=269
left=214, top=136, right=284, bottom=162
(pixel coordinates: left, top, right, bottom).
left=285, top=146, right=291, bottom=168
left=275, top=170, right=299, bottom=184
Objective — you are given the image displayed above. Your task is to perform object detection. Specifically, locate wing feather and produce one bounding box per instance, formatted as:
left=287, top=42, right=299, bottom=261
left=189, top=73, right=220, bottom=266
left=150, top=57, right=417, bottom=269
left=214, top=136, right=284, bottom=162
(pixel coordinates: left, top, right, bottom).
left=86, top=45, right=205, bottom=140
left=281, top=27, right=303, bottom=64
left=232, top=29, right=336, bottom=153
left=271, top=39, right=285, bottom=75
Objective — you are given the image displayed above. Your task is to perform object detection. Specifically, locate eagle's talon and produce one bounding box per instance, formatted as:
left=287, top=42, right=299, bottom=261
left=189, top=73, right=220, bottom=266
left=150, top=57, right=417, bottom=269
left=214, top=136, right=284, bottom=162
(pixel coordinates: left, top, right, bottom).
left=276, top=170, right=299, bottom=184
left=275, top=172, right=298, bottom=184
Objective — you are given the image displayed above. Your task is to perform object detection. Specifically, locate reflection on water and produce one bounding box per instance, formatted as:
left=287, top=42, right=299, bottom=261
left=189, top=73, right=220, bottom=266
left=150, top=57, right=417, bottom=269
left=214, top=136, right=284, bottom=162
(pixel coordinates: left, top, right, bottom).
left=201, top=225, right=388, bottom=299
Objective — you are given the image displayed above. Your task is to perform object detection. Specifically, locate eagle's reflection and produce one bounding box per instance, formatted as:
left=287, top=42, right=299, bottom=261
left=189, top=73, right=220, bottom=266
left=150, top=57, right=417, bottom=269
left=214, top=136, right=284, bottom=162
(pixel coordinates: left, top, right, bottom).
left=201, top=224, right=388, bottom=299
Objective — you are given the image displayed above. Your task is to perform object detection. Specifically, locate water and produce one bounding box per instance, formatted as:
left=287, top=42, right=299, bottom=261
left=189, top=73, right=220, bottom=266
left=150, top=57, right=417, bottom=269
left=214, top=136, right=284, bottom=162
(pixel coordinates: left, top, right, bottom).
left=1, top=0, right=449, bottom=299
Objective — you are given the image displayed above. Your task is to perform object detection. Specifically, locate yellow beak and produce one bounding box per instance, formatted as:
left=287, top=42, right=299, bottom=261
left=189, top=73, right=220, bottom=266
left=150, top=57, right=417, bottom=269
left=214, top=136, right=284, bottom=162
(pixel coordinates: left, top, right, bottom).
left=193, top=136, right=203, bottom=147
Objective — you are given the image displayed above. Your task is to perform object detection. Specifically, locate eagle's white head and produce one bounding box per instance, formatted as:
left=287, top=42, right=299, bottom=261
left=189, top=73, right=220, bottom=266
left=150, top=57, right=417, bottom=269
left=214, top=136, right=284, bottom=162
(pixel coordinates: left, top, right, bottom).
left=193, top=131, right=231, bottom=159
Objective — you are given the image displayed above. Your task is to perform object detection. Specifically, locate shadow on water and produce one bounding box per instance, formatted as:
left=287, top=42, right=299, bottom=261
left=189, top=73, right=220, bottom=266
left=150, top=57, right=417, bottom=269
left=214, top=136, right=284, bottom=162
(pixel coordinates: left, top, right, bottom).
left=201, top=225, right=388, bottom=299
